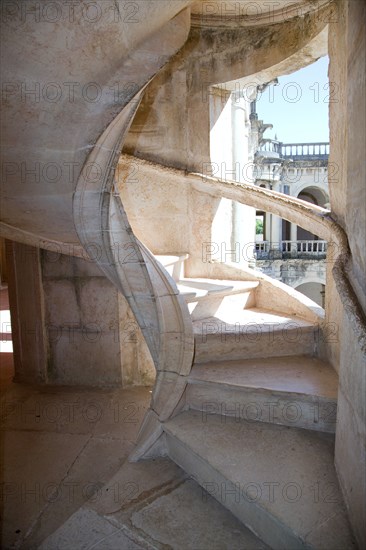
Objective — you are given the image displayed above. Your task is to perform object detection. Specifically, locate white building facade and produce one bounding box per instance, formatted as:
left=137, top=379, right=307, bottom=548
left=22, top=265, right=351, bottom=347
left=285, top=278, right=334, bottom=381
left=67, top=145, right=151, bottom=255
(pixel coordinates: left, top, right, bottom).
left=251, top=107, right=329, bottom=306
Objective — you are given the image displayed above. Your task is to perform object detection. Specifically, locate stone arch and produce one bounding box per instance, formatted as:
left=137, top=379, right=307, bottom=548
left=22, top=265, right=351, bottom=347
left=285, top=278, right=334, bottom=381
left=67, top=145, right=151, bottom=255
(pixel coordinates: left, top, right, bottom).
left=295, top=281, right=326, bottom=308
left=296, top=185, right=329, bottom=240
left=297, top=185, right=329, bottom=207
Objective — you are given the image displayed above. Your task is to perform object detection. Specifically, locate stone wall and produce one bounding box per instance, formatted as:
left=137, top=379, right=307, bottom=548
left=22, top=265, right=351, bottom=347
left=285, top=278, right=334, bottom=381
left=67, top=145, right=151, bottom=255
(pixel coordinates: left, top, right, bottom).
left=41, top=251, right=155, bottom=387
left=256, top=259, right=326, bottom=288
left=41, top=251, right=122, bottom=387
left=328, top=2, right=366, bottom=547
left=7, top=242, right=155, bottom=388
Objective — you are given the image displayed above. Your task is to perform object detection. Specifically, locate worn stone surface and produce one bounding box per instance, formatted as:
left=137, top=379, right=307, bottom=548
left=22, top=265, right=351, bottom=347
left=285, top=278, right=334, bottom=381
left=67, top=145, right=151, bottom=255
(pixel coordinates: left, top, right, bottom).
left=164, top=410, right=357, bottom=550
left=131, top=479, right=269, bottom=549
left=1, top=430, right=90, bottom=548
left=186, top=355, right=338, bottom=432
left=39, top=508, right=145, bottom=550
left=193, top=308, right=318, bottom=363
left=0, top=383, right=152, bottom=549
left=190, top=355, right=338, bottom=398
left=37, top=465, right=269, bottom=550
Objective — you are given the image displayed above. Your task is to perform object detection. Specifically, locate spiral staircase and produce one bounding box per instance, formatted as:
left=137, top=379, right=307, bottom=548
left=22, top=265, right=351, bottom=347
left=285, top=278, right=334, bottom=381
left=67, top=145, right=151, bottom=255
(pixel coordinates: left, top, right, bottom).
left=1, top=1, right=364, bottom=548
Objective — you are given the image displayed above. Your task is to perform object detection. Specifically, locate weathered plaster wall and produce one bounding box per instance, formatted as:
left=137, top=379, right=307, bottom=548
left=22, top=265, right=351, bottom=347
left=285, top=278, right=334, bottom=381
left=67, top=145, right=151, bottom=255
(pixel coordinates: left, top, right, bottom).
left=328, top=2, right=366, bottom=547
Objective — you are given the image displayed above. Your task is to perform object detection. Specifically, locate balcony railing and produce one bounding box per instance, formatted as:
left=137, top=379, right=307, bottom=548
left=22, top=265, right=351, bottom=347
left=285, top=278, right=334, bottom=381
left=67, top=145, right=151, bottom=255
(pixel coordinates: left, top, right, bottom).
left=256, top=141, right=329, bottom=161
left=258, top=139, right=281, bottom=154
left=255, top=240, right=328, bottom=259
left=281, top=142, right=329, bottom=159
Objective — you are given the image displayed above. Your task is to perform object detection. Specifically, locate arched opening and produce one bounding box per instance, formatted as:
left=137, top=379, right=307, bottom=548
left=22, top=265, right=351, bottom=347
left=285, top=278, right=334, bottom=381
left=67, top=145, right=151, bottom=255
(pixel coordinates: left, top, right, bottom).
left=295, top=281, right=325, bottom=308
left=297, top=186, right=329, bottom=240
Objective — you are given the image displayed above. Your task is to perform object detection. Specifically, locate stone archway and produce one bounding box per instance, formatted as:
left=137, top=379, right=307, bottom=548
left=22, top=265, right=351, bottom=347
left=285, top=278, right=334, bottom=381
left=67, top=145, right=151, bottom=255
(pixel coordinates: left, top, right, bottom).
left=295, top=280, right=325, bottom=307
left=297, top=186, right=329, bottom=240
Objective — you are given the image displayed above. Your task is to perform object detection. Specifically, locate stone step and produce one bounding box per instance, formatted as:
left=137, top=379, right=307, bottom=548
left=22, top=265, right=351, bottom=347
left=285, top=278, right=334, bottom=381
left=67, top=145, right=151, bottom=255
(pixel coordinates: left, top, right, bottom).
left=186, top=356, right=338, bottom=432
left=178, top=278, right=258, bottom=321
left=193, top=308, right=319, bottom=363
left=164, top=411, right=357, bottom=550
left=154, top=254, right=259, bottom=319
left=155, top=253, right=189, bottom=282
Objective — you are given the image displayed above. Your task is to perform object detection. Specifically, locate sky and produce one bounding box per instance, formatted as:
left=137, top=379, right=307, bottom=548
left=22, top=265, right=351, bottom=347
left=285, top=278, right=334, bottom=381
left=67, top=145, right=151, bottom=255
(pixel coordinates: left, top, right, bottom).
left=255, top=56, right=330, bottom=143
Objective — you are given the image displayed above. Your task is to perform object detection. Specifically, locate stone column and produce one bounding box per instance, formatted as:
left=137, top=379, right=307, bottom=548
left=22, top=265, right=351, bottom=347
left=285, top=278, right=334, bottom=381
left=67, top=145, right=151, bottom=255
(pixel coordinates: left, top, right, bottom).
left=231, top=91, right=256, bottom=267
left=210, top=88, right=234, bottom=262
left=290, top=223, right=297, bottom=241
left=290, top=222, right=298, bottom=256
left=6, top=241, right=47, bottom=384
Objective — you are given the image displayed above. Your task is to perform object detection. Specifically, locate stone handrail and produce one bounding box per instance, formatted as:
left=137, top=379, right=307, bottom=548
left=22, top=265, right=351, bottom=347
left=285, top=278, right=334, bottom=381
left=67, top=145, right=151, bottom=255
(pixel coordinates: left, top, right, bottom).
left=190, top=173, right=365, bottom=354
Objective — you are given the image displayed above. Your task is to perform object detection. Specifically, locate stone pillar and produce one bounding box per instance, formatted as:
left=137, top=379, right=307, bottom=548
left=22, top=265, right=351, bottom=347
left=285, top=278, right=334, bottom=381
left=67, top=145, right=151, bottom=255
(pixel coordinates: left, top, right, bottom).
left=209, top=88, right=256, bottom=267
left=290, top=223, right=297, bottom=242
left=270, top=214, right=282, bottom=244
left=270, top=180, right=283, bottom=257
left=328, top=2, right=366, bottom=548
left=268, top=214, right=282, bottom=259
left=6, top=241, right=47, bottom=384
left=290, top=223, right=298, bottom=257
left=0, top=237, right=7, bottom=286
left=232, top=92, right=256, bottom=267
left=210, top=88, right=234, bottom=262
left=264, top=212, right=271, bottom=242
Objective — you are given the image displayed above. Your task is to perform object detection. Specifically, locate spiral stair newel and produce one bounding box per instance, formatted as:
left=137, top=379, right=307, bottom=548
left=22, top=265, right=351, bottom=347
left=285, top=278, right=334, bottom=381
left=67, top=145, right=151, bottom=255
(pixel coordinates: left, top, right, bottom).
left=73, top=104, right=194, bottom=462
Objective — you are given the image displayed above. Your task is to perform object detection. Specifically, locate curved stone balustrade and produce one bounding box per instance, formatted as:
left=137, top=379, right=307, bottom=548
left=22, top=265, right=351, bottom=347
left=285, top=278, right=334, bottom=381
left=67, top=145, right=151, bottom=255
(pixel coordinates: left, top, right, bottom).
left=118, top=153, right=365, bottom=359
left=190, top=173, right=366, bottom=355
left=130, top=243, right=194, bottom=460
